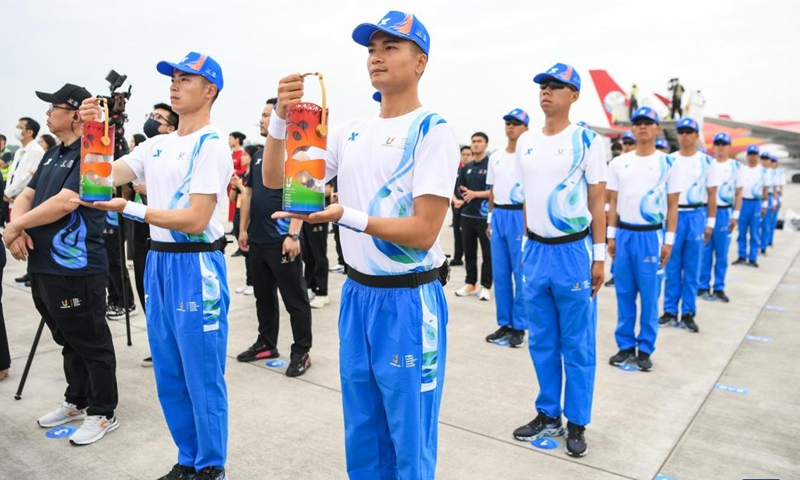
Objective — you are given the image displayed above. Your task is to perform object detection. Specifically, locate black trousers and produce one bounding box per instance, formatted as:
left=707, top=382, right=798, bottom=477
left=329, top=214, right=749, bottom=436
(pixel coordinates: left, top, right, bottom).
left=132, top=220, right=150, bottom=313
left=104, top=230, right=134, bottom=308
left=31, top=273, right=118, bottom=417
left=452, top=206, right=463, bottom=261
left=302, top=222, right=329, bottom=296
left=461, top=216, right=492, bottom=288
left=0, top=243, right=9, bottom=371
left=249, top=243, right=312, bottom=356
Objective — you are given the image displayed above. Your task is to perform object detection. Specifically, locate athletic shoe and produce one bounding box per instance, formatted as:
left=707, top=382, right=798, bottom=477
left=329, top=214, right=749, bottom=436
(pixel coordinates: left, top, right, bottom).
left=141, top=357, right=153, bottom=368
left=24, top=280, right=31, bottom=287
left=234, top=284, right=249, bottom=294
left=713, top=290, right=730, bottom=303
left=157, top=464, right=196, bottom=480
left=637, top=351, right=653, bottom=372
left=748, top=260, right=759, bottom=268
left=609, top=348, right=636, bottom=366
left=658, top=313, right=678, bottom=326
left=455, top=284, right=478, bottom=297
left=485, top=326, right=512, bottom=343
left=604, top=277, right=615, bottom=287
left=107, top=304, right=138, bottom=320
left=449, top=259, right=464, bottom=266
left=286, top=353, right=311, bottom=378
left=310, top=295, right=329, bottom=309
left=513, top=412, right=565, bottom=442
left=37, top=401, right=86, bottom=428
left=105, top=304, right=121, bottom=318
left=69, top=415, right=119, bottom=445
left=507, top=329, right=525, bottom=348
left=564, top=422, right=588, bottom=457
left=760, top=248, right=767, bottom=255
left=698, top=288, right=709, bottom=297
left=477, top=286, right=492, bottom=301
left=231, top=249, right=244, bottom=258
left=195, top=466, right=227, bottom=480
left=236, top=341, right=279, bottom=363
left=307, top=289, right=316, bottom=301
left=732, top=257, right=747, bottom=265
left=329, top=264, right=345, bottom=273
left=14, top=273, right=29, bottom=283
left=681, top=313, right=700, bottom=333
left=243, top=285, right=254, bottom=296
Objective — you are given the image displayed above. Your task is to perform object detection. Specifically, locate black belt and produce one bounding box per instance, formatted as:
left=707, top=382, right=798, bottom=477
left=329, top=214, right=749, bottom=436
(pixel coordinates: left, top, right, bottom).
left=678, top=204, right=705, bottom=209
left=527, top=228, right=589, bottom=245
left=148, top=238, right=227, bottom=253
left=619, top=222, right=662, bottom=232
left=347, top=267, right=439, bottom=289
left=718, top=204, right=732, bottom=209
left=493, top=203, right=523, bottom=211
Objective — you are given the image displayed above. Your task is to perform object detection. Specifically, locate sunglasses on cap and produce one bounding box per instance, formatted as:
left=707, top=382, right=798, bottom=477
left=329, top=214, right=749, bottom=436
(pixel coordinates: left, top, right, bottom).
left=622, top=140, right=635, bottom=146
left=677, top=128, right=696, bottom=135
left=631, top=119, right=656, bottom=127
left=505, top=120, right=524, bottom=127
left=539, top=81, right=573, bottom=91
left=713, top=141, right=730, bottom=146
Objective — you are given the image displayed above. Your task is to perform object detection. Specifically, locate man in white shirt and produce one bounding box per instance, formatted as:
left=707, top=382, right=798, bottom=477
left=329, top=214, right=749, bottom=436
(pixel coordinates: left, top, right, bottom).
left=769, top=154, right=785, bottom=247
left=660, top=117, right=719, bottom=332
left=699, top=132, right=742, bottom=303
left=759, top=151, right=776, bottom=254
left=4, top=117, right=45, bottom=202
left=264, top=11, right=460, bottom=479
left=510, top=63, right=607, bottom=459
left=607, top=106, right=680, bottom=370
left=733, top=145, right=768, bottom=267
left=484, top=108, right=528, bottom=348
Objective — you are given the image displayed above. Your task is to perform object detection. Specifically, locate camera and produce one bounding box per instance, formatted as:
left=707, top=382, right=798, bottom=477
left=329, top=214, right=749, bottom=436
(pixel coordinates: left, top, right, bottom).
left=98, top=69, right=132, bottom=159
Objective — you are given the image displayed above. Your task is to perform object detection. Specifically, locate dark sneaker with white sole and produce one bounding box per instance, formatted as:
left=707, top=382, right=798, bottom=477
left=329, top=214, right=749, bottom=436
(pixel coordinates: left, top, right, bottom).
left=565, top=421, right=587, bottom=457
left=486, top=326, right=512, bottom=343
left=157, top=464, right=196, bottom=480
left=196, top=466, right=227, bottom=480
left=609, top=348, right=636, bottom=366
left=513, top=412, right=565, bottom=441
left=680, top=313, right=699, bottom=333
left=713, top=290, right=730, bottom=303
left=637, top=351, right=653, bottom=371
left=236, top=341, right=279, bottom=363
left=507, top=329, right=525, bottom=348
left=659, top=312, right=678, bottom=326
left=697, top=288, right=709, bottom=297
left=732, top=257, right=747, bottom=265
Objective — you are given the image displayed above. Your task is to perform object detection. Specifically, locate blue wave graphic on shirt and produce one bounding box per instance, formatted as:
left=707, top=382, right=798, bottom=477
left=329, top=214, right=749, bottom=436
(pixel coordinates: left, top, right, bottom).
left=509, top=183, right=524, bottom=205
left=168, top=130, right=218, bottom=243
left=479, top=199, right=489, bottom=217
left=368, top=113, right=446, bottom=270
left=719, top=162, right=739, bottom=205
left=106, top=211, right=119, bottom=228
left=276, top=218, right=290, bottom=235
left=546, top=129, right=594, bottom=234
left=685, top=154, right=711, bottom=205
left=639, top=153, right=674, bottom=224
left=51, top=211, right=88, bottom=269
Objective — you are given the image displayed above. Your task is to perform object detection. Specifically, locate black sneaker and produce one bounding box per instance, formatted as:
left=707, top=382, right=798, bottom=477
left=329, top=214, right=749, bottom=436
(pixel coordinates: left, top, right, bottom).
left=24, top=279, right=31, bottom=287
left=513, top=412, right=565, bottom=441
left=286, top=353, right=311, bottom=377
left=105, top=304, right=123, bottom=320
left=760, top=248, right=767, bottom=255
left=604, top=277, right=615, bottom=287
left=698, top=288, right=709, bottom=297
left=14, top=273, right=29, bottom=283
left=107, top=304, right=138, bottom=320
left=195, top=466, right=227, bottom=480
left=157, top=464, right=196, bottom=480
left=713, top=290, right=730, bottom=303
left=564, top=421, right=587, bottom=457
left=449, top=259, right=463, bottom=266
left=659, top=312, right=677, bottom=326
left=485, top=326, right=512, bottom=343
left=609, top=348, right=636, bottom=366
left=732, top=257, right=747, bottom=265
left=507, top=329, right=525, bottom=348
left=236, top=341, right=279, bottom=363
left=681, top=313, right=699, bottom=333
left=141, top=357, right=153, bottom=368
left=748, top=260, right=759, bottom=268
left=637, top=351, right=653, bottom=372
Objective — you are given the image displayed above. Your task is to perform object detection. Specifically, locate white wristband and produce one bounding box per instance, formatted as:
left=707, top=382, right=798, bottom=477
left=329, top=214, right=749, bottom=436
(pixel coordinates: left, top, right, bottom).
left=607, top=226, right=617, bottom=239
left=762, top=201, right=768, bottom=209
left=267, top=112, right=287, bottom=140
left=706, top=217, right=716, bottom=229
left=664, top=231, right=676, bottom=245
left=122, top=200, right=148, bottom=223
left=593, top=243, right=606, bottom=262
left=337, top=205, right=369, bottom=233
left=604, top=203, right=610, bottom=213
left=487, top=211, right=492, bottom=224
left=732, top=210, right=740, bottom=220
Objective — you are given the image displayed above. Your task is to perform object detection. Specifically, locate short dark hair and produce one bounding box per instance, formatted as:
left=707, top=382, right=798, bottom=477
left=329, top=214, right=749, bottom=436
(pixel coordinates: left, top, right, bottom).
left=40, top=134, right=57, bottom=150
left=20, top=117, right=41, bottom=138
left=611, top=141, right=622, bottom=151
left=153, top=103, right=179, bottom=127
left=471, top=132, right=489, bottom=143
left=266, top=98, right=277, bottom=106
left=244, top=145, right=260, bottom=158
left=133, top=133, right=147, bottom=146
left=0, top=134, right=6, bottom=144
left=230, top=131, right=246, bottom=145
left=460, top=145, right=472, bottom=153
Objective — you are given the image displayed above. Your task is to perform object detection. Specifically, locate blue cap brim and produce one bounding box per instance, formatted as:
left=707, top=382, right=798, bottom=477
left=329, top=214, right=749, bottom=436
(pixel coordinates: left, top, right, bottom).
left=630, top=115, right=659, bottom=124
left=533, top=73, right=557, bottom=85
left=156, top=61, right=198, bottom=78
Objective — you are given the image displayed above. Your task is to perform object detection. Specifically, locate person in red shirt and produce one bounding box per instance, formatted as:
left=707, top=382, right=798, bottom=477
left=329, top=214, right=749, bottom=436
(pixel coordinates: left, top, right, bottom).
left=228, top=131, right=246, bottom=224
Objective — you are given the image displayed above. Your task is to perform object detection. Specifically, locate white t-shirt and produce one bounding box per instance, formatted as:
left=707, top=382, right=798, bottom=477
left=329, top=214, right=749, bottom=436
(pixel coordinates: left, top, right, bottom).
left=122, top=126, right=233, bottom=243
left=607, top=151, right=681, bottom=225
left=324, top=108, right=460, bottom=276
left=486, top=149, right=523, bottom=206
left=714, top=159, right=742, bottom=207
left=5, top=141, right=45, bottom=198
left=672, top=151, right=721, bottom=206
left=513, top=124, right=607, bottom=237
left=777, top=169, right=786, bottom=187
left=737, top=164, right=767, bottom=200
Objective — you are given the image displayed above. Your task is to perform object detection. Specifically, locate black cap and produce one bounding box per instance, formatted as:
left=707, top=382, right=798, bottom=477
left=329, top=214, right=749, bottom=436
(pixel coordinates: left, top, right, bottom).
left=35, top=83, right=92, bottom=109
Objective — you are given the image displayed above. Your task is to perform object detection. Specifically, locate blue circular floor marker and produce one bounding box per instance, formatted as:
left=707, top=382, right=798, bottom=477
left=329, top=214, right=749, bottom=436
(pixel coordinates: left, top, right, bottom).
left=617, top=363, right=638, bottom=372
left=45, top=426, right=76, bottom=439
left=530, top=438, right=559, bottom=450
left=266, top=359, right=287, bottom=368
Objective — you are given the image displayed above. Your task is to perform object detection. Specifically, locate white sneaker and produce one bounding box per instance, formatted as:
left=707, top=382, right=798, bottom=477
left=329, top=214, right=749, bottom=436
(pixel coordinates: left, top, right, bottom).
left=37, top=401, right=87, bottom=428
left=307, top=289, right=316, bottom=301
left=455, top=284, right=478, bottom=297
left=478, top=287, right=492, bottom=301
left=309, top=295, right=330, bottom=309
left=243, top=285, right=254, bottom=295
left=69, top=415, right=119, bottom=445
left=235, top=284, right=248, bottom=294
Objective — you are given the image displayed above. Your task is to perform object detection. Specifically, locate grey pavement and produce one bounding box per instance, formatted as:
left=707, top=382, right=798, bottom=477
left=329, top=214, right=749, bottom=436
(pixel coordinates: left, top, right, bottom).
left=1, top=184, right=799, bottom=480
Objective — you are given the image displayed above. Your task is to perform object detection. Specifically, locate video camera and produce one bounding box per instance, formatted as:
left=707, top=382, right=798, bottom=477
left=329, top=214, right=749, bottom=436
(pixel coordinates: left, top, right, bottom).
left=97, top=70, right=132, bottom=159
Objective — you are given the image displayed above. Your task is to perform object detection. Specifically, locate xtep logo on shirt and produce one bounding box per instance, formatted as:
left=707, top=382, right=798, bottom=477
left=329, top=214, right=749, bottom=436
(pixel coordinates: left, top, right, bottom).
left=43, top=156, right=55, bottom=166
left=525, top=148, right=533, bottom=155
left=348, top=132, right=359, bottom=141
left=153, top=149, right=162, bottom=158
left=59, top=298, right=83, bottom=309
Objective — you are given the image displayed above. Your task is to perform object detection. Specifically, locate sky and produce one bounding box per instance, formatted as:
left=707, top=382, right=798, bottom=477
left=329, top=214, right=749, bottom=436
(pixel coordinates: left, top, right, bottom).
left=3, top=0, right=798, bottom=150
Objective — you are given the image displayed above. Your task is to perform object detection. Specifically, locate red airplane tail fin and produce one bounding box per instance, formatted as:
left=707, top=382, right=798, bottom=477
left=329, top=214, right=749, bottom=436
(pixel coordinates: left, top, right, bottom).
left=589, top=70, right=627, bottom=126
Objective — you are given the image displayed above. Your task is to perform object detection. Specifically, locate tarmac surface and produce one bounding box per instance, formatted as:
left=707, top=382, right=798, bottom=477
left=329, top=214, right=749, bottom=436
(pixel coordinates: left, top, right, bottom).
left=1, top=184, right=798, bottom=480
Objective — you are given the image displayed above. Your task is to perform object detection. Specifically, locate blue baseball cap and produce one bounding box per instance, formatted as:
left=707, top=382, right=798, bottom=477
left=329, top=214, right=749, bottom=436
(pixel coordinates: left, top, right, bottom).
left=157, top=52, right=224, bottom=92
left=747, top=144, right=760, bottom=155
left=771, top=154, right=778, bottom=162
left=533, top=63, right=581, bottom=92
left=760, top=151, right=770, bottom=159
left=630, top=106, right=660, bottom=124
left=713, top=132, right=732, bottom=145
left=503, top=108, right=529, bottom=126
left=576, top=120, right=593, bottom=130
left=676, top=117, right=699, bottom=132
left=655, top=139, right=669, bottom=149
left=353, top=11, right=430, bottom=56
left=621, top=131, right=635, bottom=141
